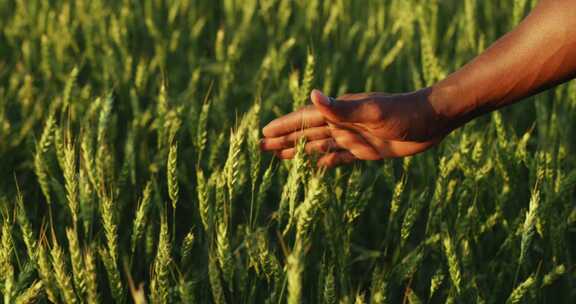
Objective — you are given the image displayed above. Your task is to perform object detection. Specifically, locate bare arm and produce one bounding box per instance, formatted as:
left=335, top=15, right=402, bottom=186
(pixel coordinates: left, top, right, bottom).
left=261, top=0, right=576, bottom=167
left=430, top=0, right=576, bottom=133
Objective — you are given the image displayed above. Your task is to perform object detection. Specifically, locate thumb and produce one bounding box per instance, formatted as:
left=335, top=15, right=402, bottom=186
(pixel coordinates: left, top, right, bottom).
left=310, top=89, right=380, bottom=123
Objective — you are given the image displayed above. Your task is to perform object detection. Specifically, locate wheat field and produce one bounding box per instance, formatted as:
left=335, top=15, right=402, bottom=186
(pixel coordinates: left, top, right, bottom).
left=0, top=0, right=575, bottom=303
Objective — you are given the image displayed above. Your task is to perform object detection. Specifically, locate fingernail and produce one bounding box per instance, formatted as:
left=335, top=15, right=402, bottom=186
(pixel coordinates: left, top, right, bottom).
left=259, top=139, right=266, bottom=150
left=312, top=89, right=331, bottom=106
left=262, top=125, right=271, bottom=137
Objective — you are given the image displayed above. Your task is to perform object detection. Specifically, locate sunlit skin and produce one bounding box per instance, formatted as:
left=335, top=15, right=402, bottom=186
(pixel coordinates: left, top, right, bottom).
left=260, top=0, right=576, bottom=167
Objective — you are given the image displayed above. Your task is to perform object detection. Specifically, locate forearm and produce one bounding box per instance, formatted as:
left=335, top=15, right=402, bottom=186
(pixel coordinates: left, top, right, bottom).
left=429, top=0, right=576, bottom=131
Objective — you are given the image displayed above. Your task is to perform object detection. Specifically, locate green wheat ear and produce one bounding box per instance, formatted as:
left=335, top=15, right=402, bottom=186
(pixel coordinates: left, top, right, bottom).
left=178, top=278, right=195, bottom=303
left=99, top=246, right=123, bottom=304
left=180, top=230, right=195, bottom=266
left=66, top=228, right=86, bottom=297
left=295, top=172, right=325, bottom=243
left=442, top=232, right=462, bottom=295
left=322, top=263, right=336, bottom=304
left=1, top=222, right=15, bottom=304
left=83, top=248, right=99, bottom=304
left=151, top=213, right=171, bottom=304
left=401, top=190, right=428, bottom=246
left=224, top=127, right=245, bottom=204
left=167, top=141, right=179, bottom=209
left=131, top=181, right=153, bottom=254
left=196, top=98, right=211, bottom=162
left=196, top=168, right=212, bottom=232
left=208, top=254, right=226, bottom=304
left=280, top=137, right=307, bottom=232
left=50, top=241, right=78, bottom=304
left=37, top=242, right=59, bottom=303
left=34, top=113, right=56, bottom=205
left=286, top=243, right=303, bottom=304
left=15, top=191, right=37, bottom=261
left=63, top=132, right=80, bottom=226
left=542, top=264, right=566, bottom=287
left=507, top=275, right=535, bottom=304
left=519, top=173, right=541, bottom=266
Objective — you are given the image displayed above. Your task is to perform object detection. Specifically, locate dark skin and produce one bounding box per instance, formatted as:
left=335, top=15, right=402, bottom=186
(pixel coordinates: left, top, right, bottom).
left=261, top=0, right=576, bottom=167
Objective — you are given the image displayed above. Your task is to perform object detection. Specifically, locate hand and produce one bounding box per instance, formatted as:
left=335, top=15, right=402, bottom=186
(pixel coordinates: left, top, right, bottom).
left=260, top=89, right=449, bottom=167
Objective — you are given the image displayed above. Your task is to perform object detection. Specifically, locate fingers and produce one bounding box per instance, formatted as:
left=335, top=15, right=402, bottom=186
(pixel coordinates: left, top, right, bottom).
left=317, top=151, right=357, bottom=167
left=262, top=105, right=326, bottom=138
left=274, top=138, right=338, bottom=159
left=260, top=126, right=331, bottom=151
left=310, top=89, right=383, bottom=124
left=269, top=126, right=383, bottom=161
left=270, top=129, right=442, bottom=165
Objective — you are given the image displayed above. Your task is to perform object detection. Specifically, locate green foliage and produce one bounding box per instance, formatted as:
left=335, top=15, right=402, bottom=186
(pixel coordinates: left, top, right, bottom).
left=0, top=0, right=574, bottom=303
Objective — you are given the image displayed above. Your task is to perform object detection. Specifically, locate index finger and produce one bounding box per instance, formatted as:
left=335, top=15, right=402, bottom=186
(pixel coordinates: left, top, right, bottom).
left=262, top=105, right=326, bottom=138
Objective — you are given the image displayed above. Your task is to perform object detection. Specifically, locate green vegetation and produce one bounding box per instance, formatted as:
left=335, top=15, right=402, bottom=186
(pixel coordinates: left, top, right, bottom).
left=0, top=0, right=574, bottom=303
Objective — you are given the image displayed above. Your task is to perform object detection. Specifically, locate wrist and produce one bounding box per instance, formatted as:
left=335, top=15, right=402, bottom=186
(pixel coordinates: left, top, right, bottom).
left=424, top=80, right=477, bottom=136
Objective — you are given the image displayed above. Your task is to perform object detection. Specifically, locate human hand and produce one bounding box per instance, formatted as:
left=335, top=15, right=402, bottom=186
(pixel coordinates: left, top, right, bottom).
left=260, top=89, right=449, bottom=167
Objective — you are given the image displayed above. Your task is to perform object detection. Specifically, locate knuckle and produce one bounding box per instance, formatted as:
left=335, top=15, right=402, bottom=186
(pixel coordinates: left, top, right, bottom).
left=279, top=135, right=291, bottom=148
left=279, top=149, right=294, bottom=159
left=319, top=140, right=333, bottom=152
left=286, top=132, right=300, bottom=144
left=349, top=148, right=364, bottom=160
left=365, top=99, right=385, bottom=119
left=334, top=135, right=352, bottom=147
